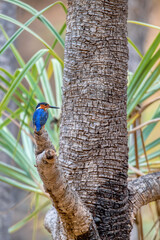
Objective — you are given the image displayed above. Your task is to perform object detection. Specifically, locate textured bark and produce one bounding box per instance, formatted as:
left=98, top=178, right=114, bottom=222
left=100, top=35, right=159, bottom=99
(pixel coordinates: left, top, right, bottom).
left=128, top=172, right=160, bottom=224
left=34, top=130, right=160, bottom=239
left=34, top=129, right=98, bottom=239
left=59, top=0, right=130, bottom=239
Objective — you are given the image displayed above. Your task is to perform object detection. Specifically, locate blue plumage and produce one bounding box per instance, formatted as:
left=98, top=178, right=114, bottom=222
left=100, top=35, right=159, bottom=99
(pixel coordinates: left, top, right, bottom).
left=33, top=102, right=59, bottom=132
left=33, top=108, right=48, bottom=131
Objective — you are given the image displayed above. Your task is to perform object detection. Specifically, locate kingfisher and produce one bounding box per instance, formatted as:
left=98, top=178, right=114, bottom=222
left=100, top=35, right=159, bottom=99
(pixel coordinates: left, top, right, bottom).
left=33, top=102, right=59, bottom=132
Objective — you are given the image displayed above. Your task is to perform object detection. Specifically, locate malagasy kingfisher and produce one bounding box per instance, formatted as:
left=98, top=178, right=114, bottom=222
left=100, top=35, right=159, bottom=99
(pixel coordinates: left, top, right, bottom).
left=33, top=102, right=59, bottom=132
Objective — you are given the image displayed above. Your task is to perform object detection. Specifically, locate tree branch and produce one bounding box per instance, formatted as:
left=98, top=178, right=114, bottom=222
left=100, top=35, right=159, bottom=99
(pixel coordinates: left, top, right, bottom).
left=128, top=172, right=160, bottom=224
left=44, top=207, right=68, bottom=240
left=34, top=128, right=99, bottom=239
left=128, top=118, right=160, bottom=134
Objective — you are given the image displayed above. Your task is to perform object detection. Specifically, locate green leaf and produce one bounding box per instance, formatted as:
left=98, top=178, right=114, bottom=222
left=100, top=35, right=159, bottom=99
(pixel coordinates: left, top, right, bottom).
left=0, top=161, right=27, bottom=175
left=0, top=1, right=66, bottom=55
left=128, top=20, right=160, bottom=31
left=8, top=200, right=50, bottom=233
left=0, top=162, right=37, bottom=187
left=0, top=127, right=39, bottom=179
left=43, top=22, right=66, bottom=78
left=138, top=150, right=160, bottom=165
left=51, top=22, right=66, bottom=50
left=4, top=0, right=67, bottom=14
left=0, top=67, right=14, bottom=80
left=129, top=138, right=160, bottom=163
left=140, top=76, right=160, bottom=103
left=4, top=0, right=67, bottom=37
left=36, top=58, right=56, bottom=111
left=0, top=136, right=30, bottom=172
left=0, top=14, right=63, bottom=66
left=0, top=25, right=26, bottom=66
left=0, top=69, right=36, bottom=108
left=128, top=106, right=160, bottom=157
left=0, top=25, right=48, bottom=104
left=0, top=108, right=23, bottom=129
left=52, top=59, right=63, bottom=112
left=127, top=37, right=143, bottom=58
left=35, top=58, right=60, bottom=147
left=0, top=175, right=43, bottom=194
left=127, top=33, right=160, bottom=103
left=0, top=49, right=48, bottom=113
left=127, top=63, right=160, bottom=116
left=20, top=113, right=35, bottom=162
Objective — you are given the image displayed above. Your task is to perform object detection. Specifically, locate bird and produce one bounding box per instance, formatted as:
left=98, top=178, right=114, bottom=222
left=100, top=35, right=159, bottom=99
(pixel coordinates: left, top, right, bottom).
left=33, top=102, right=59, bottom=132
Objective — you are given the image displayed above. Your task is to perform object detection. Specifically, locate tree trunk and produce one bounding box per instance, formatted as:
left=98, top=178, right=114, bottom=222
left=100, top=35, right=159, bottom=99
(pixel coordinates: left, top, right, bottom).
left=60, top=0, right=130, bottom=239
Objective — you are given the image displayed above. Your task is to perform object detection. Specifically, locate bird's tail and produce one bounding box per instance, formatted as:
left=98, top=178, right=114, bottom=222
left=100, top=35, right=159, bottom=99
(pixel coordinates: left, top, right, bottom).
left=36, top=124, right=41, bottom=132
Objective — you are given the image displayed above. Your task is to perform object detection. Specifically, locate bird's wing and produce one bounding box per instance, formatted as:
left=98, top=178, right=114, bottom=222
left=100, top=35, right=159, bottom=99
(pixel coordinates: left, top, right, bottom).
left=39, top=110, right=48, bottom=126
left=33, top=111, right=37, bottom=125
left=33, top=109, right=48, bottom=127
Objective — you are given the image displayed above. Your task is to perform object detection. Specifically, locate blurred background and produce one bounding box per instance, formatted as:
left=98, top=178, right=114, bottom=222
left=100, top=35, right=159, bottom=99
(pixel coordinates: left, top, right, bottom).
left=17, top=0, right=66, bottom=62
left=0, top=0, right=160, bottom=239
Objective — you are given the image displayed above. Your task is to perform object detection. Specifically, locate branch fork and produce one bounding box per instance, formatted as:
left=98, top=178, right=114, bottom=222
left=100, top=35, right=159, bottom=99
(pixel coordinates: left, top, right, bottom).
left=34, top=129, right=97, bottom=239
left=34, top=129, right=160, bottom=239
left=128, top=172, right=160, bottom=224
